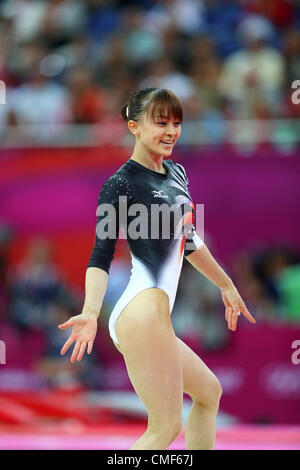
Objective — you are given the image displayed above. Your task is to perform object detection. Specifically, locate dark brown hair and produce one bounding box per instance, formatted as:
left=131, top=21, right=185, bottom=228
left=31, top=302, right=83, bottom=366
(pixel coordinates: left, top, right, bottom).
left=121, top=88, right=183, bottom=124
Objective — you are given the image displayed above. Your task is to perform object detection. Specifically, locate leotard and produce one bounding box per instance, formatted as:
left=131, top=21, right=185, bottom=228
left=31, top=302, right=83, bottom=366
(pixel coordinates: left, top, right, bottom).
left=87, top=158, right=204, bottom=345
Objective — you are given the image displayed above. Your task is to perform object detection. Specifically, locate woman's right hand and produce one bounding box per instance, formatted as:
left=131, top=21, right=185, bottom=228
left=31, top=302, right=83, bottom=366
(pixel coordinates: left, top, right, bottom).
left=220, top=284, right=256, bottom=331
left=58, top=312, right=98, bottom=362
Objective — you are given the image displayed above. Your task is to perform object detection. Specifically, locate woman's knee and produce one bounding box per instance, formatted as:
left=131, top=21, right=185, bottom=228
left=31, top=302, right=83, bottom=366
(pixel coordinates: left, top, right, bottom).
left=166, top=420, right=182, bottom=443
left=193, top=376, right=223, bottom=410
left=148, top=415, right=182, bottom=443
left=212, top=377, right=223, bottom=402
left=148, top=398, right=182, bottom=436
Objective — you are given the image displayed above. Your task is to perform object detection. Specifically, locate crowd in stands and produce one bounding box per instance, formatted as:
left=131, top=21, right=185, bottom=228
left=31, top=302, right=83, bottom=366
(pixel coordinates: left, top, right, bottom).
left=0, top=0, right=300, bottom=147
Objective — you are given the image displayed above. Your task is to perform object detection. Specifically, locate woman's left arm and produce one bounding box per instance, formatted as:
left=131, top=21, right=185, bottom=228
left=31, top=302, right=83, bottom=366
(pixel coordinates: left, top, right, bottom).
left=185, top=244, right=256, bottom=331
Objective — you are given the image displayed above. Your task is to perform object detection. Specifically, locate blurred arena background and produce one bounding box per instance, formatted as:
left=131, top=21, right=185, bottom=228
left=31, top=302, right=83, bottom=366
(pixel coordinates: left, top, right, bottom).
left=0, top=0, right=300, bottom=450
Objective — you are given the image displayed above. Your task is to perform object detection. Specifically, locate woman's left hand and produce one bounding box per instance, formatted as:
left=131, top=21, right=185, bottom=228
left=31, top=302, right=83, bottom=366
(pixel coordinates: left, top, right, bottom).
left=220, top=284, right=256, bottom=331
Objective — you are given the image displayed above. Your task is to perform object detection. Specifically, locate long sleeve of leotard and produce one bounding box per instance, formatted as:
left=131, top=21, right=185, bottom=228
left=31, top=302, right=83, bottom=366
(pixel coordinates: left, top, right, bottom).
left=87, top=172, right=135, bottom=274
left=175, top=163, right=204, bottom=257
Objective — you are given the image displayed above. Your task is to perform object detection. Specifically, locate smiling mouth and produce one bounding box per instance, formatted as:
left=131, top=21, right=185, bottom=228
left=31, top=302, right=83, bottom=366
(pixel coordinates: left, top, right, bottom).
left=161, top=141, right=174, bottom=145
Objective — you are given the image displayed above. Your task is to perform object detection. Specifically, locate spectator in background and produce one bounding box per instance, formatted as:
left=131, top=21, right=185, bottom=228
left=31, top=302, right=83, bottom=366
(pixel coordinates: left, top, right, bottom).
left=280, top=28, right=300, bottom=136
left=253, top=246, right=300, bottom=301
left=140, top=56, right=197, bottom=102
left=218, top=15, right=285, bottom=118
left=159, top=25, right=195, bottom=73
left=189, top=35, right=224, bottom=112
left=181, top=92, right=226, bottom=146
left=34, top=297, right=100, bottom=389
left=8, top=237, right=77, bottom=330
left=0, top=0, right=300, bottom=150
left=6, top=39, right=48, bottom=85
left=94, top=33, right=130, bottom=88
left=84, top=0, right=121, bottom=44
left=282, top=28, right=300, bottom=87
left=276, top=264, right=300, bottom=323
left=55, top=34, right=94, bottom=70
left=231, top=246, right=300, bottom=323
left=0, top=18, right=15, bottom=86
left=121, top=5, right=164, bottom=75
left=0, top=0, right=48, bottom=42
left=66, top=66, right=107, bottom=123
left=142, top=0, right=206, bottom=36
left=0, top=232, right=98, bottom=388
left=7, top=67, right=72, bottom=130
left=243, top=0, right=296, bottom=30
left=40, top=0, right=87, bottom=48
left=92, top=80, right=135, bottom=145
left=172, top=252, right=229, bottom=352
left=230, top=252, right=278, bottom=323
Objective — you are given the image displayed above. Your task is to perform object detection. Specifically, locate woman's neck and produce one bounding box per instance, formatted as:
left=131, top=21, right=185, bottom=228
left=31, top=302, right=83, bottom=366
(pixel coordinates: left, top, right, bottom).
left=130, top=150, right=166, bottom=174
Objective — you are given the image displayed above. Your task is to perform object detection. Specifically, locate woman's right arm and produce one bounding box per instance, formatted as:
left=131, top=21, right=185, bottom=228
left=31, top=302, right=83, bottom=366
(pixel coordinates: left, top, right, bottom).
left=82, top=267, right=109, bottom=319
left=58, top=178, right=115, bottom=362
left=58, top=173, right=133, bottom=362
left=58, top=267, right=108, bottom=362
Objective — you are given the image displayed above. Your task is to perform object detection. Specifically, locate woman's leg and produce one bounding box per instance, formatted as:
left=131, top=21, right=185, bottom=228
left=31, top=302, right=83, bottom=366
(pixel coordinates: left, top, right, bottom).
left=176, top=337, right=222, bottom=450
left=114, top=288, right=183, bottom=450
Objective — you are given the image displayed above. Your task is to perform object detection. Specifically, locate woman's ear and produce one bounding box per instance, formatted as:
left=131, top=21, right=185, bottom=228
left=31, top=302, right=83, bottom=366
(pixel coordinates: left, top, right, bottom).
left=128, top=120, right=140, bottom=137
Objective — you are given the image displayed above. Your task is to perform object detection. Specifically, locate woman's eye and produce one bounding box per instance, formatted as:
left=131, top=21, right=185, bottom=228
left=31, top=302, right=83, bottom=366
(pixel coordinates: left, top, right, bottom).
left=156, top=121, right=181, bottom=126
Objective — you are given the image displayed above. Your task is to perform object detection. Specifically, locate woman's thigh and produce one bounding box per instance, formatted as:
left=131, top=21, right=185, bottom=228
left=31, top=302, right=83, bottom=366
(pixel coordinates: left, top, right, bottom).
left=114, top=288, right=183, bottom=425
left=176, top=337, right=222, bottom=407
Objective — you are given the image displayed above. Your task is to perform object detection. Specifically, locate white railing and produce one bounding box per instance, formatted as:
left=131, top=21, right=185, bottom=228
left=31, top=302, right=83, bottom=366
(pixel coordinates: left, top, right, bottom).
left=0, top=119, right=300, bottom=149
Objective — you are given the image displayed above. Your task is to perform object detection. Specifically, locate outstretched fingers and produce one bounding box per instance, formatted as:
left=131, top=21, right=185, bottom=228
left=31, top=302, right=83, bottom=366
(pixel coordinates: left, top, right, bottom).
left=226, top=306, right=239, bottom=331
left=222, top=288, right=256, bottom=329
left=87, top=341, right=94, bottom=355
left=71, top=340, right=82, bottom=363
left=76, top=342, right=87, bottom=361
left=225, top=306, right=229, bottom=323
left=240, top=301, right=256, bottom=324
left=60, top=336, right=75, bottom=356
left=231, top=308, right=240, bottom=331
left=61, top=337, right=92, bottom=361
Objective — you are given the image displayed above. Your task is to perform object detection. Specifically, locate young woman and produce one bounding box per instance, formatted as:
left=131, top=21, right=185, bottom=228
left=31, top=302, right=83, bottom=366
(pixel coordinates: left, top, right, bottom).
left=58, top=88, right=256, bottom=450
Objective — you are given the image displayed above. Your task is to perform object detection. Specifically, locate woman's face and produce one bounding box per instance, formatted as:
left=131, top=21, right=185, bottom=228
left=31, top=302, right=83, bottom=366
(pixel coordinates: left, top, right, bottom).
left=131, top=112, right=182, bottom=158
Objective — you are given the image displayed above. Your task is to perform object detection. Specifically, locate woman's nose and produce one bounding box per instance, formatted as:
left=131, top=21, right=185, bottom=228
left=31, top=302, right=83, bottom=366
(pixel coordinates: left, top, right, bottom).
left=166, top=124, right=176, bottom=134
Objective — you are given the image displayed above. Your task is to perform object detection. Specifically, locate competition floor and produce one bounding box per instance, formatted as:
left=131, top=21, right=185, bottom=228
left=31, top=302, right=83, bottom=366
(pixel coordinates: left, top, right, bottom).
left=0, top=423, right=299, bottom=450
left=0, top=391, right=299, bottom=450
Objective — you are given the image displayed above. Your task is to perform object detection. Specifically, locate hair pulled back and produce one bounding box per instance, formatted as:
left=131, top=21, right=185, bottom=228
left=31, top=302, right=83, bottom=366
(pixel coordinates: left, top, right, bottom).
left=121, top=88, right=183, bottom=124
